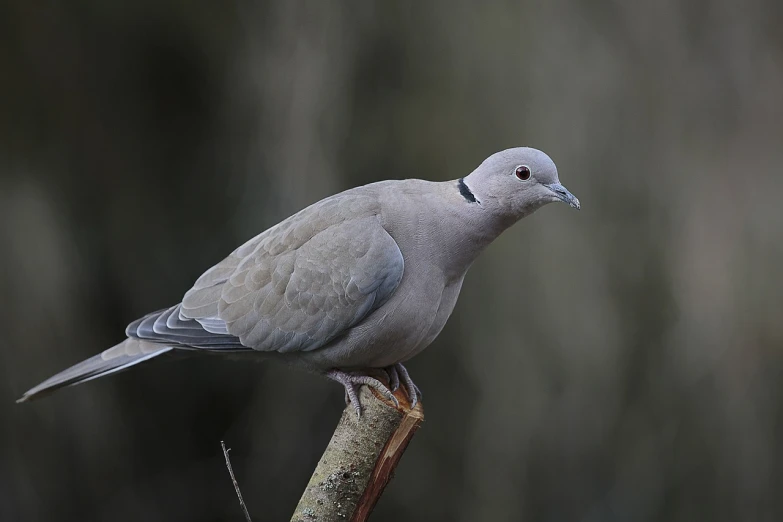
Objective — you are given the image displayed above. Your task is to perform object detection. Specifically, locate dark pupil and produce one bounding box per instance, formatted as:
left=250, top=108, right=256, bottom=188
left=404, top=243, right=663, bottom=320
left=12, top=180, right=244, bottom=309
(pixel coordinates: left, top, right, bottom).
left=516, top=166, right=530, bottom=180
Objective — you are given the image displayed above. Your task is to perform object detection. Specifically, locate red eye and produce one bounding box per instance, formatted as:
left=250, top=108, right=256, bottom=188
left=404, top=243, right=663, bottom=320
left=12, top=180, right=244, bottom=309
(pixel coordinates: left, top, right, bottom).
left=515, top=165, right=531, bottom=180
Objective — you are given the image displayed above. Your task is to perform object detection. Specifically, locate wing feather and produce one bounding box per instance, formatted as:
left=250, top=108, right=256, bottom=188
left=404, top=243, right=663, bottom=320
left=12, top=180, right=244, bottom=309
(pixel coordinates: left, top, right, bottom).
left=176, top=192, right=403, bottom=353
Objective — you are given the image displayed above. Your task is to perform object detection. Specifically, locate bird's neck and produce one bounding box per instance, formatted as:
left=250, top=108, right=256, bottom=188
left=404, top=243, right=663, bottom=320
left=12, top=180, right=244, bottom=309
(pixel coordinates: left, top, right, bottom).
left=422, top=180, right=519, bottom=281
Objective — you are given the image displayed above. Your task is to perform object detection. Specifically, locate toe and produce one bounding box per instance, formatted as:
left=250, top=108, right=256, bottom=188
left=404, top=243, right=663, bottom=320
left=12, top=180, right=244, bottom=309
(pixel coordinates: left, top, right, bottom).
left=394, top=363, right=422, bottom=408
left=385, top=366, right=400, bottom=392
left=363, top=376, right=399, bottom=408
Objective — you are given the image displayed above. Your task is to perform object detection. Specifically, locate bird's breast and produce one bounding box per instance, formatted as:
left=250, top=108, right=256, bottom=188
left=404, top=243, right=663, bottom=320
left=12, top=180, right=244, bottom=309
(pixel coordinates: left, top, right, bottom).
left=300, top=263, right=459, bottom=369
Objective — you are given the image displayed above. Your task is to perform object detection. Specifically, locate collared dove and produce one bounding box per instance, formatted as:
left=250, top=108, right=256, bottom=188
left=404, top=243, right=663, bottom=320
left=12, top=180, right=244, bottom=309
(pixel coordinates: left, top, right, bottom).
left=18, top=147, right=579, bottom=414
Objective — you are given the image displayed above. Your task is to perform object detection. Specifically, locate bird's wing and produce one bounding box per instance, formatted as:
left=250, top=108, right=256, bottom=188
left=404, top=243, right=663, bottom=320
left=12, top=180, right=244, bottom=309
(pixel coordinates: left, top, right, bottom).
left=175, top=191, right=404, bottom=353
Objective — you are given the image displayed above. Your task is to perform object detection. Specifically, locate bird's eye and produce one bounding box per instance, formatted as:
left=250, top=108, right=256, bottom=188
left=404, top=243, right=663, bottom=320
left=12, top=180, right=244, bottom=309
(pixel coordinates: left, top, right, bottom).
left=515, top=165, right=531, bottom=181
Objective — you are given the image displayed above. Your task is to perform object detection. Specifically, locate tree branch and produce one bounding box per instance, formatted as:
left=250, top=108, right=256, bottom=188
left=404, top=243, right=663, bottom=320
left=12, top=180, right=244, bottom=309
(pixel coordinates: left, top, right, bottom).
left=291, top=385, right=424, bottom=522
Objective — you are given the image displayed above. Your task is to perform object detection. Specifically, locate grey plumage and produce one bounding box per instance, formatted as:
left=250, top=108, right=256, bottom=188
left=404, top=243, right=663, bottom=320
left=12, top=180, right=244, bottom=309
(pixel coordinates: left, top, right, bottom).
left=18, top=340, right=174, bottom=401
left=18, top=147, right=579, bottom=408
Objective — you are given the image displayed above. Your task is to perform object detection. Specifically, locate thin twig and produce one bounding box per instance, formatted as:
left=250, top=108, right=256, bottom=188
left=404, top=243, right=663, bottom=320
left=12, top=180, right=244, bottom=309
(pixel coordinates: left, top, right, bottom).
left=221, top=440, right=253, bottom=522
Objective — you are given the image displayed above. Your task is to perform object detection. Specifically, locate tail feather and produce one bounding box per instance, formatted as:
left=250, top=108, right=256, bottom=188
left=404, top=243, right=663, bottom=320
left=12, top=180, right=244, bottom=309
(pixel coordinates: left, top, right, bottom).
left=17, top=339, right=173, bottom=403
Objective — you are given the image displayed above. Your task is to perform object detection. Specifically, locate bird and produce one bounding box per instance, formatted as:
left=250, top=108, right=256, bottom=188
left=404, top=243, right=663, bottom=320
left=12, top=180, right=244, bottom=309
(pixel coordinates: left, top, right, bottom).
left=17, top=147, right=580, bottom=415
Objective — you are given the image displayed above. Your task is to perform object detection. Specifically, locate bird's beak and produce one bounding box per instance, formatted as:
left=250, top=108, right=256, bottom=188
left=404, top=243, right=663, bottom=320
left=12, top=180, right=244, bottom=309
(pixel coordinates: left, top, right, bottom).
left=545, top=182, right=581, bottom=210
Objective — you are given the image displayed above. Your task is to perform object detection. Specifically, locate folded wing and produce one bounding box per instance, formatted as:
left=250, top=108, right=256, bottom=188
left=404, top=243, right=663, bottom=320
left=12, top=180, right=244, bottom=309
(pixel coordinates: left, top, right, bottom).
left=174, top=193, right=404, bottom=353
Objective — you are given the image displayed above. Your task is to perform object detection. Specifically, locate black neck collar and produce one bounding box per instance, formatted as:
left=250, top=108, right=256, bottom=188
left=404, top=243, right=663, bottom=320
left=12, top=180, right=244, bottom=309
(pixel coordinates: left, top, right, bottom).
left=458, top=178, right=478, bottom=204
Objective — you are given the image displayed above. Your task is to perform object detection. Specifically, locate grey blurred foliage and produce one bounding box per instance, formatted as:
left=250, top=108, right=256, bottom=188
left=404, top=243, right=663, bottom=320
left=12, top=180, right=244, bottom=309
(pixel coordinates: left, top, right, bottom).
left=2, top=1, right=782, bottom=521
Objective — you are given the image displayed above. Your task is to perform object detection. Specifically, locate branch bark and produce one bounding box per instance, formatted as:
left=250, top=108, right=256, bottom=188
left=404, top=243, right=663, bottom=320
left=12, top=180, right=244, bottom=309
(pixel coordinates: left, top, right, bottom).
left=290, top=385, right=424, bottom=522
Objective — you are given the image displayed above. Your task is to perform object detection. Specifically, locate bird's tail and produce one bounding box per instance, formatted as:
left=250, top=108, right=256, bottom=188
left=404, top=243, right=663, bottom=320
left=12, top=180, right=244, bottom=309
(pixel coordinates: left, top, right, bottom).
left=17, top=338, right=174, bottom=403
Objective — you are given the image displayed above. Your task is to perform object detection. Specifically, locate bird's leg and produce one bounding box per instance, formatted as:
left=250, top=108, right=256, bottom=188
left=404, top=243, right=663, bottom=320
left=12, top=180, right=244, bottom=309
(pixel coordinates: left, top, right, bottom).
left=384, top=365, right=400, bottom=392
left=326, top=369, right=399, bottom=417
left=393, top=363, right=422, bottom=408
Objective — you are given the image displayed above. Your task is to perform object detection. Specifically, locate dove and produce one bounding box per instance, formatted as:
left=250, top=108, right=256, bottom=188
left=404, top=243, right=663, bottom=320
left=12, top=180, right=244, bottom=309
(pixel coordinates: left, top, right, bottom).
left=18, top=147, right=579, bottom=415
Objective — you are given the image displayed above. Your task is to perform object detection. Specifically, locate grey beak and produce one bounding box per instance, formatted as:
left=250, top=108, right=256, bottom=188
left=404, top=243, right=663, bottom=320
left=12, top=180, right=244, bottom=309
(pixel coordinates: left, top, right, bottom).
left=545, top=182, right=580, bottom=210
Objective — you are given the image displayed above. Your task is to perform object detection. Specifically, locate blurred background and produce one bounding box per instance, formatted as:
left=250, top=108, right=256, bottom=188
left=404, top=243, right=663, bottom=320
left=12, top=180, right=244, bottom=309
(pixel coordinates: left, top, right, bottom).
left=2, top=1, right=782, bottom=520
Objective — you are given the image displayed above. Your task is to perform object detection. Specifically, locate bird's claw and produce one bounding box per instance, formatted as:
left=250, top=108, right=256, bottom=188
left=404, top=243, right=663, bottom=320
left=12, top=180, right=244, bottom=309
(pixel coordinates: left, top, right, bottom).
left=327, top=364, right=421, bottom=417
left=327, top=369, right=399, bottom=417
left=383, top=363, right=421, bottom=409
left=392, top=363, right=422, bottom=408
left=385, top=365, right=400, bottom=392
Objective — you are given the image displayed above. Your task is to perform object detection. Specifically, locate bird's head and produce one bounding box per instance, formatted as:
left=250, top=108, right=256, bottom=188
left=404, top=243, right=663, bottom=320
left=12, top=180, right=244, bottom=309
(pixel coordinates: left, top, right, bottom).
left=461, top=147, right=580, bottom=219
